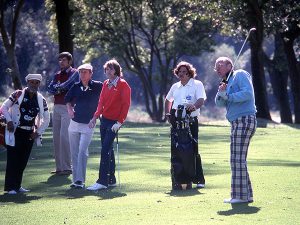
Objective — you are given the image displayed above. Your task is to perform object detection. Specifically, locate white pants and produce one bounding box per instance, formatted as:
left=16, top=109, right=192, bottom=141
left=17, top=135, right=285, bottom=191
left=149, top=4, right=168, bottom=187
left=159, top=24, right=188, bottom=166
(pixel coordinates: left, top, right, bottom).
left=68, top=120, right=94, bottom=183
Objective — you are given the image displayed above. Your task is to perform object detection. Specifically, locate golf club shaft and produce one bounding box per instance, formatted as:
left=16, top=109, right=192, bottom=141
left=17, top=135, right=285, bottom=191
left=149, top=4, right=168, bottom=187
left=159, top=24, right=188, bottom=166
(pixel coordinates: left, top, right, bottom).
left=226, top=28, right=256, bottom=82
left=116, top=132, right=120, bottom=187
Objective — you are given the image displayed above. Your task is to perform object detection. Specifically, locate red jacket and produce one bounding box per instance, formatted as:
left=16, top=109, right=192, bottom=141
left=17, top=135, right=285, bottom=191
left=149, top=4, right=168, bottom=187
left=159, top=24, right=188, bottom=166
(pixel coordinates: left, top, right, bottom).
left=94, top=78, right=131, bottom=124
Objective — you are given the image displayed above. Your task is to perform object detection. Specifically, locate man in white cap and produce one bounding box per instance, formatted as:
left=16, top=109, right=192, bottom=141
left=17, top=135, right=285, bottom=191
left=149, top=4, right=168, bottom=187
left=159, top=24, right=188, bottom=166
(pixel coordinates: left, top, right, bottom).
left=47, top=52, right=79, bottom=175
left=1, top=74, right=50, bottom=194
left=64, top=63, right=102, bottom=188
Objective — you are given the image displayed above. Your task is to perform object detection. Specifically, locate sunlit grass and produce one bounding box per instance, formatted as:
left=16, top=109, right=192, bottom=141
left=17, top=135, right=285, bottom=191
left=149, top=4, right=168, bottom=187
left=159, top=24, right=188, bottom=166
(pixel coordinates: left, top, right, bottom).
left=0, top=122, right=299, bottom=225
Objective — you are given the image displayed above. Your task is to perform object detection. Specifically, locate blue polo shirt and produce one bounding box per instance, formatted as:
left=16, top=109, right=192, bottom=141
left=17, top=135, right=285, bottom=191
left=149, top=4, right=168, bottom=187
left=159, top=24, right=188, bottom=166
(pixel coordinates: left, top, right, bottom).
left=64, top=80, right=103, bottom=124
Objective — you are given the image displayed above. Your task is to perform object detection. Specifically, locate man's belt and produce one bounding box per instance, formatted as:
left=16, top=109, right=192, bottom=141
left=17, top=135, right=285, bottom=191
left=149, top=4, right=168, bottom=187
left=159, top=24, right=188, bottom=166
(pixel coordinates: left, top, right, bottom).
left=18, top=126, right=34, bottom=131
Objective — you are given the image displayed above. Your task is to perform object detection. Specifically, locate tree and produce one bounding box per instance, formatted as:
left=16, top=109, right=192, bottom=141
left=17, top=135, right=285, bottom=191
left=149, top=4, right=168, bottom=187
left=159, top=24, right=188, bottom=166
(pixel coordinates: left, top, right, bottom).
left=264, top=0, right=300, bottom=123
left=53, top=0, right=74, bottom=55
left=263, top=34, right=293, bottom=123
left=244, top=0, right=271, bottom=120
left=0, top=0, right=24, bottom=90
left=71, top=0, right=215, bottom=121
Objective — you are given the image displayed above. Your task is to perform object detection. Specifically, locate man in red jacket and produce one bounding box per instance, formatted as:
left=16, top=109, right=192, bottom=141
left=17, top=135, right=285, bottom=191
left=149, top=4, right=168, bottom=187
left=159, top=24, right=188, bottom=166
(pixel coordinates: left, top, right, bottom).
left=87, top=59, right=131, bottom=190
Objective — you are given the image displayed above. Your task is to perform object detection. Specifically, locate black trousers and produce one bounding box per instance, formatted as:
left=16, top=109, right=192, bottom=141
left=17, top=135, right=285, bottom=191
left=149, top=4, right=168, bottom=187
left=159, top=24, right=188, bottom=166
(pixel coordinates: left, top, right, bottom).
left=189, top=118, right=205, bottom=184
left=171, top=117, right=205, bottom=185
left=4, top=128, right=34, bottom=191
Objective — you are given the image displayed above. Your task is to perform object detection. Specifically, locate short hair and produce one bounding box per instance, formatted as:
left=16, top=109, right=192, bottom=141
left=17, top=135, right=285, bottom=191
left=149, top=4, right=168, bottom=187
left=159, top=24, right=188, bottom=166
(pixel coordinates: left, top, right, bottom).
left=173, top=61, right=197, bottom=78
left=58, top=52, right=73, bottom=61
left=103, top=59, right=123, bottom=77
left=214, top=57, right=233, bottom=70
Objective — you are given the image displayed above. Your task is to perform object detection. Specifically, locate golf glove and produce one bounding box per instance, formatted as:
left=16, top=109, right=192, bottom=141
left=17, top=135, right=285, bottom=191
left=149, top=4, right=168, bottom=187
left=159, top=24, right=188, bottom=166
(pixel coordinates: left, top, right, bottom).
left=218, top=91, right=228, bottom=100
left=111, top=122, right=122, bottom=133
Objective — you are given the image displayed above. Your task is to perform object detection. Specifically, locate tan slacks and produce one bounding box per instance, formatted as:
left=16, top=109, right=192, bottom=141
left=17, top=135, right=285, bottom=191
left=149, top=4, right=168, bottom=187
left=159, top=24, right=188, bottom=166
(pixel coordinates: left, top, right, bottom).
left=52, top=104, right=71, bottom=171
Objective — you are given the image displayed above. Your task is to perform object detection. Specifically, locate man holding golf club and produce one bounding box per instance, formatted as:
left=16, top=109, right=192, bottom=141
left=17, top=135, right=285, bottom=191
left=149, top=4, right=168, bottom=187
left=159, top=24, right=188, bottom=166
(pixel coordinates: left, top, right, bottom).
left=214, top=56, right=257, bottom=204
left=87, top=59, right=131, bottom=190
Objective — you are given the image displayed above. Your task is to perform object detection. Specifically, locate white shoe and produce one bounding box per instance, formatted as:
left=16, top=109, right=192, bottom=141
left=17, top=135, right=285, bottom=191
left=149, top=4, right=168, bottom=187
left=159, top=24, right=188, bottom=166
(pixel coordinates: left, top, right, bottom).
left=196, top=183, right=205, bottom=188
left=7, top=190, right=17, bottom=195
left=224, top=198, right=249, bottom=204
left=19, top=187, right=30, bottom=193
left=86, top=183, right=107, bottom=191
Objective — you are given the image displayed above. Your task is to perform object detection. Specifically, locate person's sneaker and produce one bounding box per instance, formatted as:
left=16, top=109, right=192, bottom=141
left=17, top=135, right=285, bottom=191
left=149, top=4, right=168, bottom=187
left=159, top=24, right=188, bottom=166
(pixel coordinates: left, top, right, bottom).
left=86, top=183, right=107, bottom=191
left=7, top=190, right=17, bottom=195
left=196, top=183, right=205, bottom=188
left=224, top=198, right=249, bottom=204
left=70, top=183, right=76, bottom=188
left=19, top=187, right=30, bottom=193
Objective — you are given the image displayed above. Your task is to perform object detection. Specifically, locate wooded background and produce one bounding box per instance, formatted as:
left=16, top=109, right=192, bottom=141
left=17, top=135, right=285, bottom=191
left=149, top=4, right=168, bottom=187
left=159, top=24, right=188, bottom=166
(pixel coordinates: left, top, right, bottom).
left=0, top=0, right=299, bottom=123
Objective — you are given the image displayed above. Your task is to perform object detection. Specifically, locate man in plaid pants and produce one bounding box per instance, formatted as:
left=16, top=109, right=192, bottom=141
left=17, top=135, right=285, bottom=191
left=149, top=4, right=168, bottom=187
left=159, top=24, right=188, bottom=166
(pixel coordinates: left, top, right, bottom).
left=214, top=56, right=257, bottom=204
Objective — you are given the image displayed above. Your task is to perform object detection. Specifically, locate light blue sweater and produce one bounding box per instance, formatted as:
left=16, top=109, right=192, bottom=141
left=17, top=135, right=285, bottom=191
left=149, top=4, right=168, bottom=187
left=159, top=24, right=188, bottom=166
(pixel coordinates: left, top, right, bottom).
left=215, top=69, right=257, bottom=122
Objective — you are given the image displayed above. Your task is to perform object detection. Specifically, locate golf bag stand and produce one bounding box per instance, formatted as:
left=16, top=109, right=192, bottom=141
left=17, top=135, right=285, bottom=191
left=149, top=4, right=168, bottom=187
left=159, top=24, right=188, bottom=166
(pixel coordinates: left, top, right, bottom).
left=170, top=105, right=196, bottom=190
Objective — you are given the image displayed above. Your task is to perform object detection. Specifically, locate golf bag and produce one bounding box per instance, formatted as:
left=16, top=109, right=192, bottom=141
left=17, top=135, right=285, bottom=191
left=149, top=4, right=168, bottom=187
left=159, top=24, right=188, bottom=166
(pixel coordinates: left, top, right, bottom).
left=170, top=105, right=202, bottom=190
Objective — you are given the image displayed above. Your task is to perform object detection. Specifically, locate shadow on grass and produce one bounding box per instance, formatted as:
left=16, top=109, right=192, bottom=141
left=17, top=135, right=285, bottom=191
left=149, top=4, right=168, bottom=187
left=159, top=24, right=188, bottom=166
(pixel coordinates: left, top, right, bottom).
left=40, top=174, right=71, bottom=187
left=217, top=203, right=260, bottom=215
left=166, top=188, right=203, bottom=197
left=61, top=187, right=127, bottom=200
left=0, top=193, right=42, bottom=204
left=250, top=160, right=300, bottom=168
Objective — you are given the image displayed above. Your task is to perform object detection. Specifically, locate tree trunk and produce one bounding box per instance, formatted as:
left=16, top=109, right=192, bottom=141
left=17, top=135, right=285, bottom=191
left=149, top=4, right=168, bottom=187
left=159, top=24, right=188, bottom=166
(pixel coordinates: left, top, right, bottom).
left=54, top=0, right=73, bottom=55
left=123, top=50, right=174, bottom=122
left=247, top=0, right=271, bottom=120
left=0, top=0, right=24, bottom=90
left=264, top=35, right=293, bottom=123
left=250, top=43, right=271, bottom=120
left=281, top=34, right=300, bottom=124
left=7, top=48, right=22, bottom=90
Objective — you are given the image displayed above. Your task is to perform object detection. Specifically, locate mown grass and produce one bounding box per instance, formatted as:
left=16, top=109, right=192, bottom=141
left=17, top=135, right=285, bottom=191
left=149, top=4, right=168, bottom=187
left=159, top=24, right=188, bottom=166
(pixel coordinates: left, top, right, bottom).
left=0, top=121, right=299, bottom=225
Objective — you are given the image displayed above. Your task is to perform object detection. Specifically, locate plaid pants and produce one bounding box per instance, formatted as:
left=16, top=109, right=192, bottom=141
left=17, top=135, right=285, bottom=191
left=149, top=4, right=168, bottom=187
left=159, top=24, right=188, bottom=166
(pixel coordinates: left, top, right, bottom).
left=230, top=115, right=256, bottom=200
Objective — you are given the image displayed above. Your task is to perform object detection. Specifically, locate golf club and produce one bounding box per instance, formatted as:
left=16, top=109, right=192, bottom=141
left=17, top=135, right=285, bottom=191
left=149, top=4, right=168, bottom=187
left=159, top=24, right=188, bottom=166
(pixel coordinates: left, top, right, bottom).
left=116, top=132, right=121, bottom=187
left=226, top=27, right=256, bottom=82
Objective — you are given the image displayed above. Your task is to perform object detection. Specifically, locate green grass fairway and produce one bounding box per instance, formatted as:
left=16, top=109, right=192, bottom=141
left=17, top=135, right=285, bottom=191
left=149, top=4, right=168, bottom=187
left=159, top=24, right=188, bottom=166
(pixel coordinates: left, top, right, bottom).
left=0, top=122, right=299, bottom=225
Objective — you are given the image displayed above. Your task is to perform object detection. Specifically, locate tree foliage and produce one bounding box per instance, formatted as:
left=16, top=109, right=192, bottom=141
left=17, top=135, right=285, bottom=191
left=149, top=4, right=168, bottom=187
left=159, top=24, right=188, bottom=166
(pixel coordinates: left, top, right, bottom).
left=0, top=0, right=55, bottom=91
left=71, top=0, right=215, bottom=121
left=202, top=0, right=300, bottom=123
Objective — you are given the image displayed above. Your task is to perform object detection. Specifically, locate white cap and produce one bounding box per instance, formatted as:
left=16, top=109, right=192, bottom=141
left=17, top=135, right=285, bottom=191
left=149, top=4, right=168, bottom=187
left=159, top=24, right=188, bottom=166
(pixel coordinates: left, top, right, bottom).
left=25, top=74, right=42, bottom=82
left=78, top=63, right=93, bottom=72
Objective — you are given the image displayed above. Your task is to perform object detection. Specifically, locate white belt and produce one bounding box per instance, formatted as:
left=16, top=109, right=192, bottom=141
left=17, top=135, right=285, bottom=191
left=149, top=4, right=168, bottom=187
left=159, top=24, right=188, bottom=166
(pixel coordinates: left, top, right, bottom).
left=18, top=126, right=34, bottom=131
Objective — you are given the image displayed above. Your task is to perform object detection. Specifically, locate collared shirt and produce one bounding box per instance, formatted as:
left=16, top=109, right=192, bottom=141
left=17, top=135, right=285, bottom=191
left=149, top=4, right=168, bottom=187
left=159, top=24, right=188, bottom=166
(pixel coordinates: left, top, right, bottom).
left=166, top=78, right=206, bottom=117
left=107, top=76, right=119, bottom=89
left=64, top=80, right=103, bottom=124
